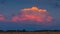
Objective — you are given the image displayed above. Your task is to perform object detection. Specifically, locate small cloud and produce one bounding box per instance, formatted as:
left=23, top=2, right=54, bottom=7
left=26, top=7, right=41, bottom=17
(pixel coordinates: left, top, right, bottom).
left=0, top=14, right=5, bottom=21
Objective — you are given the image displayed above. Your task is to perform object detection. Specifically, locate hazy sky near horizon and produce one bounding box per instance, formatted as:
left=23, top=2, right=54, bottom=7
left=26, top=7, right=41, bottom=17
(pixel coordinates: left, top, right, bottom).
left=0, top=0, right=60, bottom=31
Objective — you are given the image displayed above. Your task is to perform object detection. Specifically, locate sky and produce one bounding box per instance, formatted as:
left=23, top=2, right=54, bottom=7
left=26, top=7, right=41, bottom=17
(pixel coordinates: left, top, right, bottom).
left=0, top=0, right=60, bottom=31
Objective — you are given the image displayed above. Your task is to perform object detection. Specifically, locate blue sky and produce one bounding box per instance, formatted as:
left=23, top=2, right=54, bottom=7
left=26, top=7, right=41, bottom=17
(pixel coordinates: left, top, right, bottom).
left=0, top=0, right=60, bottom=31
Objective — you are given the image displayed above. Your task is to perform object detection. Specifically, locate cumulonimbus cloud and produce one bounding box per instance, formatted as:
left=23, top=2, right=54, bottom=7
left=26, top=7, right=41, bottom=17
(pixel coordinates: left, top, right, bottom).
left=12, top=6, right=53, bottom=23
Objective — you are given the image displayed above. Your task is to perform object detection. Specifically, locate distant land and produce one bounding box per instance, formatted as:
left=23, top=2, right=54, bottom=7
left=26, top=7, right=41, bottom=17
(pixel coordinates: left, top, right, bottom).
left=0, top=29, right=60, bottom=32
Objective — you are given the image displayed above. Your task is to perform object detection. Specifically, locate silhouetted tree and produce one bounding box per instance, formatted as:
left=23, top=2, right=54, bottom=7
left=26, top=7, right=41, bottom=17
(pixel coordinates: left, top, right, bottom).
left=0, top=30, right=4, bottom=32
left=22, top=29, right=26, bottom=32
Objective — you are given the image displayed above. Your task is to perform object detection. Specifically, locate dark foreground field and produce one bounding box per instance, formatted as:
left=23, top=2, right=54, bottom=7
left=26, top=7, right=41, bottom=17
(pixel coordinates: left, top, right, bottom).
left=0, top=32, right=60, bottom=34
left=0, top=30, right=60, bottom=34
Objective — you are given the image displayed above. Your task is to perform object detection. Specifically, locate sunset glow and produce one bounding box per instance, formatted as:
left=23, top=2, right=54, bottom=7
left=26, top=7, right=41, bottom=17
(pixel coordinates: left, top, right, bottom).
left=12, top=6, right=53, bottom=23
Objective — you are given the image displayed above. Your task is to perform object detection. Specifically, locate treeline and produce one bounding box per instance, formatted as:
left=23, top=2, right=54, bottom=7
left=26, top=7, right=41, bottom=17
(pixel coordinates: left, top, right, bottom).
left=0, top=30, right=60, bottom=32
